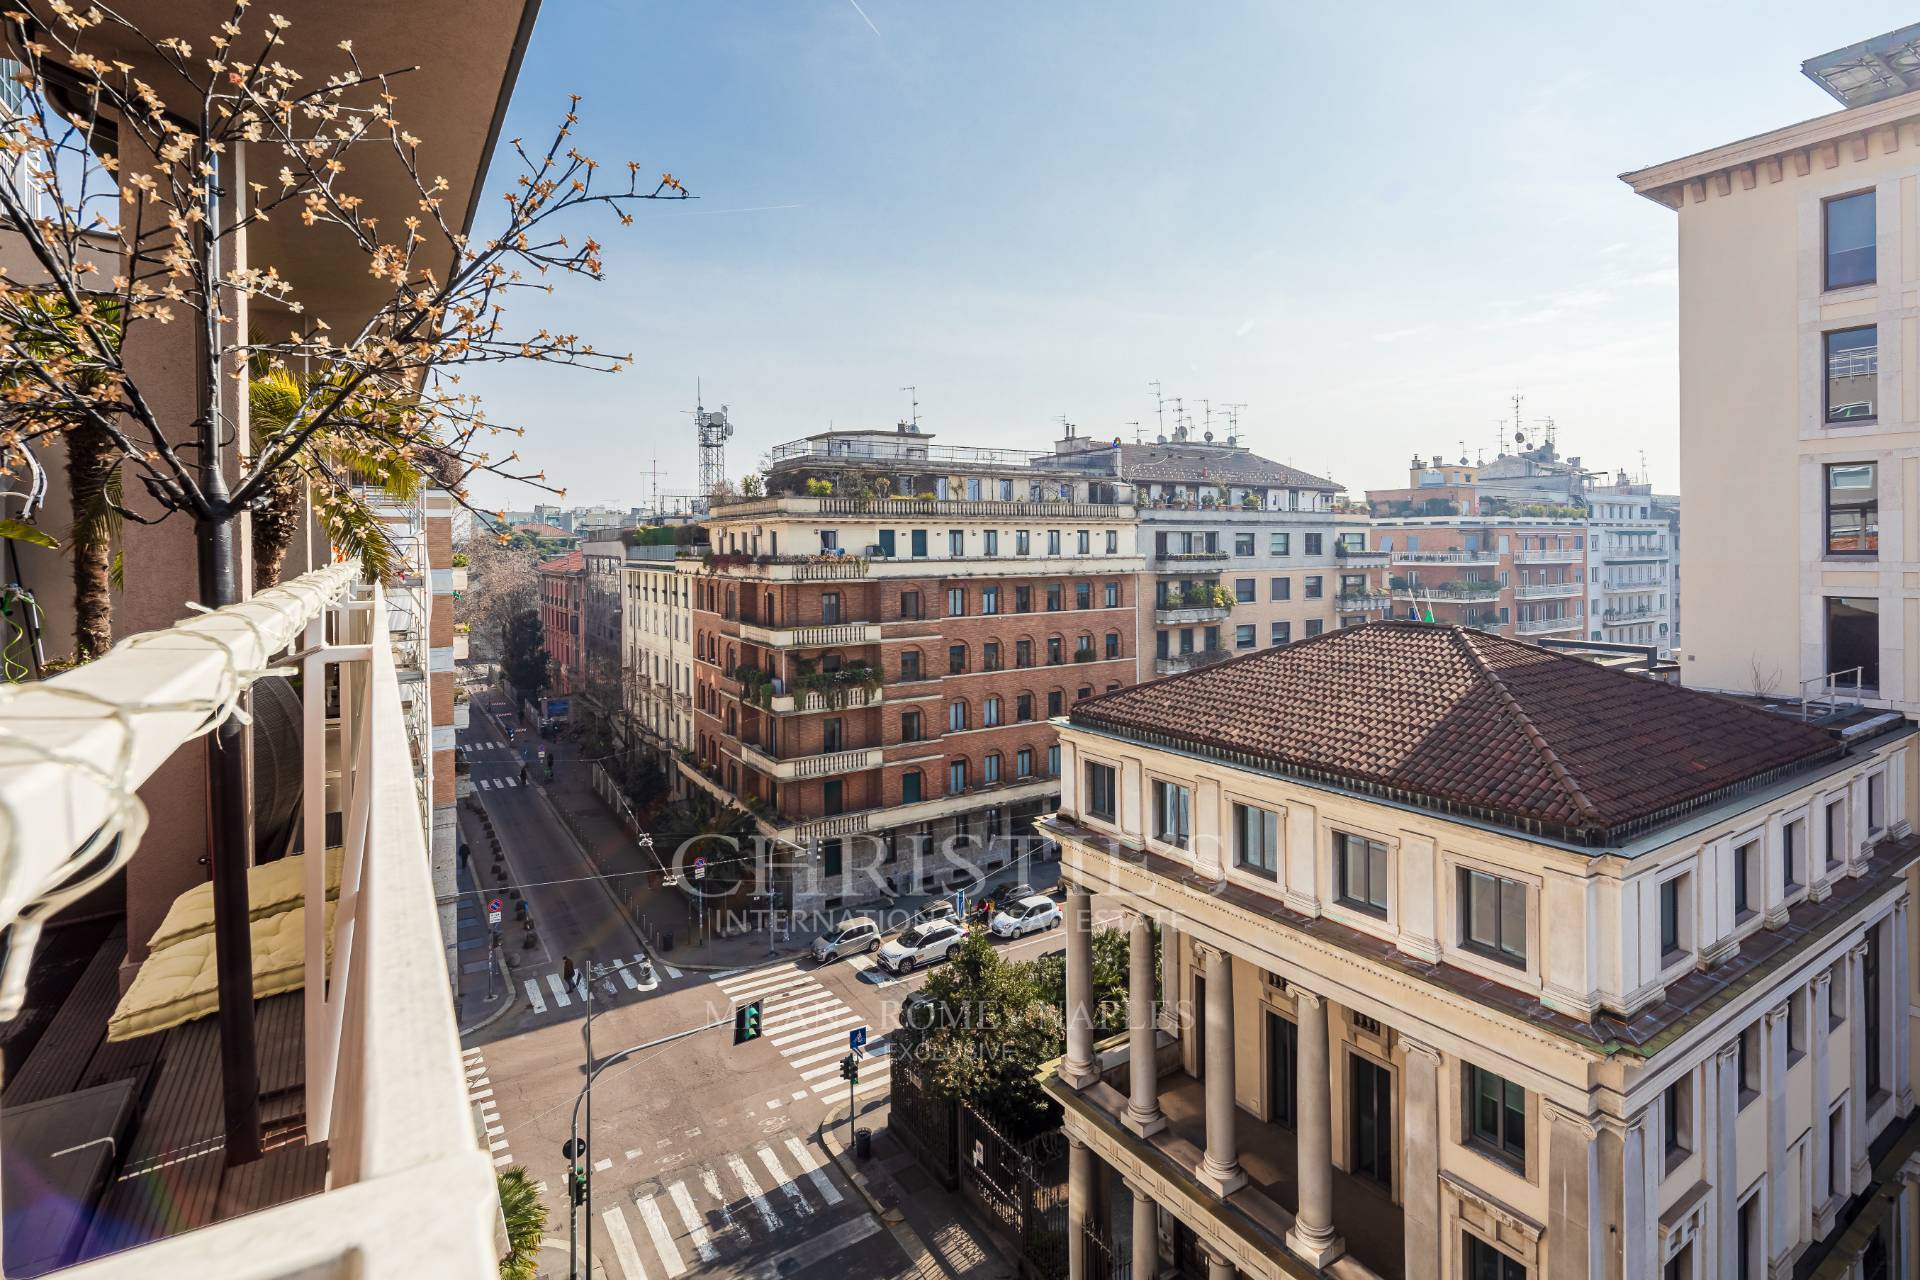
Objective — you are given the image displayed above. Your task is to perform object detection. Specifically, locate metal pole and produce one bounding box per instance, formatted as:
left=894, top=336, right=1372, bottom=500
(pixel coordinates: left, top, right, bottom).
left=583, top=963, right=595, bottom=1278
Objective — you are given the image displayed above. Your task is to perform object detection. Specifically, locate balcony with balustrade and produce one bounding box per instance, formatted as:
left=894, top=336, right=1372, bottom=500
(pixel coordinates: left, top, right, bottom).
left=1390, top=549, right=1499, bottom=567
left=738, top=742, right=885, bottom=781
left=1515, top=615, right=1584, bottom=636
left=1513, top=547, right=1583, bottom=564
left=1512, top=581, right=1583, bottom=600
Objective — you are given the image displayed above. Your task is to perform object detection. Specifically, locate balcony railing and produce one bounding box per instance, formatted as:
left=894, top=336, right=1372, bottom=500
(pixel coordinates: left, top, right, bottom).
left=739, top=742, right=884, bottom=780
left=1513, top=582, right=1582, bottom=600
left=1335, top=593, right=1393, bottom=612
left=0, top=567, right=496, bottom=1278
left=1333, top=547, right=1390, bottom=565
left=1154, top=604, right=1233, bottom=624
left=1601, top=542, right=1668, bottom=562
left=765, top=438, right=1054, bottom=468
left=1513, top=548, right=1583, bottom=564
left=1154, top=649, right=1233, bottom=676
left=709, top=495, right=1133, bottom=520
left=1392, top=583, right=1501, bottom=602
left=1601, top=578, right=1662, bottom=593
left=739, top=621, right=882, bottom=648
left=1152, top=550, right=1229, bottom=563
left=1602, top=608, right=1659, bottom=624
left=1391, top=550, right=1499, bottom=566
left=1515, top=615, right=1583, bottom=635
left=768, top=686, right=886, bottom=713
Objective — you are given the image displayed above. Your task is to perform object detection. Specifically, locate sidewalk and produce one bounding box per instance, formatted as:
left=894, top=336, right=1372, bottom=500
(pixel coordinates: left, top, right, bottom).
left=821, top=1113, right=1013, bottom=1280
left=451, top=827, right=516, bottom=1034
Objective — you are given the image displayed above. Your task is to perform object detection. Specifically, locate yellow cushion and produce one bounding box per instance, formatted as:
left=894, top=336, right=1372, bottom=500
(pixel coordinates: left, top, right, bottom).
left=146, top=848, right=345, bottom=953
left=109, top=901, right=336, bottom=1041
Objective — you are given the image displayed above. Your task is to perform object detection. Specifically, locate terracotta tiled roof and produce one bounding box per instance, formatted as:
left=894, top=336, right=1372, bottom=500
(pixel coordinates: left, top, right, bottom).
left=518, top=522, right=575, bottom=538
left=1069, top=622, right=1843, bottom=844
left=535, top=550, right=584, bottom=575
left=1115, top=443, right=1338, bottom=491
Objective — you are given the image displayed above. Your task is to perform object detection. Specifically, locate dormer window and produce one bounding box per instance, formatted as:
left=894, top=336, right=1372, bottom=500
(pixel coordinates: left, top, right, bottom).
left=1458, top=869, right=1526, bottom=967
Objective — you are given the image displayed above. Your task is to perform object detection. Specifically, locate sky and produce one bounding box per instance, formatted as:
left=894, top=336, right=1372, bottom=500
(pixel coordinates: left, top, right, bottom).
left=457, top=2, right=1911, bottom=511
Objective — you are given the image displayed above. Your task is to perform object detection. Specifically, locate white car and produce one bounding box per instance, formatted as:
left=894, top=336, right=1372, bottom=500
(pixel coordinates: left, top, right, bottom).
left=990, top=895, right=1062, bottom=939
left=876, top=921, right=966, bottom=974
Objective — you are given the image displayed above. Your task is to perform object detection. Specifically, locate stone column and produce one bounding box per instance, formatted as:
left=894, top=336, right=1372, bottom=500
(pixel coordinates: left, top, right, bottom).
left=1545, top=1102, right=1600, bottom=1280
left=1204, top=1245, right=1236, bottom=1280
left=1896, top=898, right=1913, bottom=1111
left=1400, top=1038, right=1443, bottom=1279
left=1194, top=944, right=1246, bottom=1195
left=1124, top=1178, right=1158, bottom=1280
left=1710, top=1042, right=1740, bottom=1278
left=1765, top=998, right=1792, bottom=1270
left=1067, top=1134, right=1093, bottom=1280
left=1850, top=940, right=1871, bottom=1195
left=1285, top=989, right=1344, bottom=1267
left=1125, top=912, right=1165, bottom=1137
left=1061, top=887, right=1098, bottom=1088
left=1159, top=922, right=1181, bottom=1033
left=1619, top=1109, right=1655, bottom=1280
left=1811, top=970, right=1834, bottom=1236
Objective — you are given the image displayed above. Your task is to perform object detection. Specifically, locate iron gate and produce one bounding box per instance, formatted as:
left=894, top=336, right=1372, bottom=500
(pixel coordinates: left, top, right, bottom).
left=890, top=1045, right=958, bottom=1189
left=958, top=1107, right=1069, bottom=1279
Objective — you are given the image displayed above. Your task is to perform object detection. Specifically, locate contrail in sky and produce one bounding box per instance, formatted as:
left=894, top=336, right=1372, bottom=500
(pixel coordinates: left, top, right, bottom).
left=847, top=0, right=881, bottom=37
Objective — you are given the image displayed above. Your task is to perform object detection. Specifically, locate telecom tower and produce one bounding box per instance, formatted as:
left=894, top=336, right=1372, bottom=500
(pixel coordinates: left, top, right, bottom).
left=694, top=395, right=733, bottom=503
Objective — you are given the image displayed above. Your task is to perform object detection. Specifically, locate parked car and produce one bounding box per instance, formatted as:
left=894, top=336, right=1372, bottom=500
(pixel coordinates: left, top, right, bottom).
left=877, top=920, right=966, bottom=974
left=911, top=899, right=958, bottom=926
left=812, top=916, right=881, bottom=962
left=990, top=895, right=1062, bottom=939
left=999, top=881, right=1036, bottom=904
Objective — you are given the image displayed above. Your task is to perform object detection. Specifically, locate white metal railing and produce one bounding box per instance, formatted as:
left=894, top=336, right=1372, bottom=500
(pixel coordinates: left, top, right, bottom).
left=1393, top=550, right=1500, bottom=565
left=1513, top=582, right=1582, bottom=599
left=0, top=566, right=497, bottom=1278
left=1513, top=548, right=1583, bottom=564
left=1515, top=616, right=1583, bottom=635
left=1801, top=667, right=1867, bottom=720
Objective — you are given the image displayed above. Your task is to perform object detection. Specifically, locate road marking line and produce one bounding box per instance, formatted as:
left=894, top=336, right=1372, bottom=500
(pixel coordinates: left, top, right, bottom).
left=782, top=1137, right=844, bottom=1206
left=756, top=1145, right=813, bottom=1218
left=493, top=1154, right=513, bottom=1167
left=769, top=1013, right=863, bottom=1048
left=594, top=1158, right=612, bottom=1172
left=600, top=1206, right=649, bottom=1280
left=522, top=980, right=547, bottom=1013
left=547, top=973, right=572, bottom=1007
left=614, top=961, right=639, bottom=990
left=785, top=1041, right=861, bottom=1070
left=766, top=1005, right=859, bottom=1040
left=851, top=1074, right=891, bottom=1099
left=660, top=962, right=682, bottom=979
left=726, top=1152, right=782, bottom=1233
left=635, top=1193, right=687, bottom=1278
left=486, top=1125, right=504, bottom=1137
left=668, top=1181, right=717, bottom=1262
left=791, top=1090, right=808, bottom=1101
left=812, top=1067, right=889, bottom=1097
left=765, top=1098, right=783, bottom=1109
left=698, top=1167, right=745, bottom=1245
left=713, top=962, right=806, bottom=990
left=488, top=1139, right=509, bottom=1152
left=776, top=1027, right=860, bottom=1058
left=717, top=972, right=818, bottom=1002
left=798, top=1059, right=848, bottom=1081
left=743, top=1215, right=878, bottom=1280
left=466, top=1077, right=489, bottom=1089
left=624, top=1148, right=643, bottom=1160
left=462, top=1047, right=483, bottom=1059
left=760, top=994, right=844, bottom=1026
left=470, top=1088, right=494, bottom=1101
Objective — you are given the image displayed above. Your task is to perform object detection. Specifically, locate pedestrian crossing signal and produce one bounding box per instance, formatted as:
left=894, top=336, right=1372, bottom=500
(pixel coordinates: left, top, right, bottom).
left=733, top=998, right=763, bottom=1044
left=839, top=1054, right=859, bottom=1084
left=569, top=1165, right=587, bottom=1206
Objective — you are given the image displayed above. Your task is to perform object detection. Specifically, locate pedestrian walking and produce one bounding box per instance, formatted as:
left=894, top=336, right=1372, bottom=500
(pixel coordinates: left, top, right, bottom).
left=561, top=956, right=576, bottom=988
left=519, top=764, right=527, bottom=785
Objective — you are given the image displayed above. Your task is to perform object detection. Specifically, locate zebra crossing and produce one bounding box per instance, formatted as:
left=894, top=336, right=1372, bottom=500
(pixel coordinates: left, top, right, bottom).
left=474, top=775, right=523, bottom=790
left=464, top=1047, right=514, bottom=1168
left=593, top=1137, right=855, bottom=1280
left=713, top=963, right=891, bottom=1103
left=520, top=952, right=676, bottom=1014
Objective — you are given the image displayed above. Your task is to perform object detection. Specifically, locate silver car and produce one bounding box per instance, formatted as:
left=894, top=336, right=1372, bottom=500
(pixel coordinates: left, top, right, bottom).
left=812, top=916, right=880, bottom=962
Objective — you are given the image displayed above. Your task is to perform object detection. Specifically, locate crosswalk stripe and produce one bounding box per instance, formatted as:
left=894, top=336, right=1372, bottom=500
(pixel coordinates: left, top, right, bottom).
left=798, top=1059, right=847, bottom=1081
left=813, top=1066, right=889, bottom=1096
left=785, top=1041, right=860, bottom=1070
left=726, top=1152, right=782, bottom=1233
left=714, top=962, right=802, bottom=989
left=716, top=971, right=816, bottom=1002
left=661, top=962, right=683, bottom=979
left=601, top=1205, right=649, bottom=1280
left=782, top=1137, right=844, bottom=1206
left=615, top=961, right=640, bottom=990
left=699, top=1167, right=748, bottom=1248
left=547, top=973, right=572, bottom=1007
left=760, top=992, right=843, bottom=1024
left=635, top=1194, right=686, bottom=1278
left=756, top=1145, right=813, bottom=1219
left=524, top=979, right=547, bottom=1014
left=668, top=1181, right=717, bottom=1262
left=766, top=1005, right=858, bottom=1040
left=775, top=1026, right=862, bottom=1058
left=770, top=1014, right=863, bottom=1048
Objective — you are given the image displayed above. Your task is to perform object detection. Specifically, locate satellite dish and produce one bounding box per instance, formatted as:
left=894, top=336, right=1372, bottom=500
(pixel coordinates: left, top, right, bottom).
left=1204, top=430, right=1214, bottom=442
left=1514, top=430, right=1526, bottom=443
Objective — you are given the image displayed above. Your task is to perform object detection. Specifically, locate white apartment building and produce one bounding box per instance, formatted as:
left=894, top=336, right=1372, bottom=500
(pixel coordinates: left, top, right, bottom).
left=1623, top=24, right=1920, bottom=710
left=1042, top=622, right=1918, bottom=1280
left=1584, top=494, right=1675, bottom=653
left=622, top=541, right=696, bottom=761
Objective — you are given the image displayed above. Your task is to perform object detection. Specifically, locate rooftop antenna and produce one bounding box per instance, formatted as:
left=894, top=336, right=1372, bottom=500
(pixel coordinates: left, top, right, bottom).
left=1055, top=414, right=1075, bottom=438
left=1511, top=390, right=1526, bottom=443
left=1201, top=399, right=1213, bottom=438
left=1149, top=380, right=1165, bottom=439
left=1124, top=420, right=1142, bottom=443
left=1639, top=449, right=1649, bottom=485
left=1457, top=440, right=1469, bottom=466
left=1222, top=402, right=1247, bottom=444
left=691, top=379, right=733, bottom=504
left=1170, top=397, right=1186, bottom=441
left=899, top=385, right=920, bottom=430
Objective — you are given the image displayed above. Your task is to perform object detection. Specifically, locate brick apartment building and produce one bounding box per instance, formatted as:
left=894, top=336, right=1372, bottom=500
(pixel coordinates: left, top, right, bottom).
left=677, top=425, right=1144, bottom=911
left=537, top=548, right=586, bottom=696
left=1342, top=517, right=1590, bottom=640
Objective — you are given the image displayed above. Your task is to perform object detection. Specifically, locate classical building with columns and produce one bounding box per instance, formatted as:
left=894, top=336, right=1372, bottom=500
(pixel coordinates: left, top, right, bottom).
left=1040, top=621, right=1920, bottom=1280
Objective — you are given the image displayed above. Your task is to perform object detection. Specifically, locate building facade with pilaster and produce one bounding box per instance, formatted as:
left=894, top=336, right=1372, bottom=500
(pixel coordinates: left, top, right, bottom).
left=1041, top=622, right=1919, bottom=1280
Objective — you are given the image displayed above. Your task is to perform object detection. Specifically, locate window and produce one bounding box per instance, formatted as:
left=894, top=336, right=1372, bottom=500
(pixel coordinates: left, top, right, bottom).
left=1304, top=533, right=1322, bottom=556
left=983, top=753, right=1001, bottom=784
left=820, top=591, right=842, bottom=624
left=1826, top=799, right=1846, bottom=869
left=948, top=759, right=967, bottom=792
left=1106, top=530, right=1118, bottom=554
left=1663, top=1077, right=1692, bottom=1165
left=1048, top=744, right=1060, bottom=775
left=983, top=641, right=1003, bottom=672
left=1076, top=582, right=1091, bottom=610
left=1832, top=962, right=1849, bottom=1028
left=1271, top=532, right=1290, bottom=556
left=1015, top=529, right=1030, bottom=556
left=1047, top=583, right=1063, bottom=611
left=1826, top=463, right=1878, bottom=555
left=1047, top=690, right=1063, bottom=716
left=1076, top=685, right=1092, bottom=700
left=911, top=529, right=928, bottom=558
left=1016, top=639, right=1033, bottom=668
left=1738, top=1023, right=1760, bottom=1106
left=1016, top=748, right=1033, bottom=777
left=1784, top=817, right=1803, bottom=891
left=900, top=589, right=922, bottom=620
left=1233, top=803, right=1278, bottom=879
left=1788, top=991, right=1806, bottom=1061
left=1304, top=575, right=1323, bottom=599
left=1105, top=631, right=1120, bottom=658
left=1333, top=831, right=1389, bottom=915
left=948, top=529, right=965, bottom=556
left=946, top=587, right=966, bottom=617
left=1017, top=693, right=1033, bottom=721
left=983, top=695, right=1001, bottom=726
left=1104, top=581, right=1119, bottom=608
left=1825, top=190, right=1876, bottom=289
left=1465, top=1234, right=1526, bottom=1280
left=1151, top=779, right=1191, bottom=847
left=983, top=585, right=1001, bottom=615
left=900, top=649, right=923, bottom=682
left=1048, top=636, right=1063, bottom=664
left=1016, top=586, right=1033, bottom=614
left=1235, top=624, right=1256, bottom=649
left=1659, top=875, right=1686, bottom=963
left=1235, top=534, right=1255, bottom=556
left=948, top=644, right=968, bottom=675
left=1229, top=577, right=1252, bottom=603
left=822, top=717, right=844, bottom=752
left=818, top=529, right=839, bottom=552
left=948, top=700, right=968, bottom=732
left=1826, top=595, right=1880, bottom=689
left=1869, top=772, right=1884, bottom=833
left=1459, top=869, right=1526, bottom=966
left=1077, top=530, right=1090, bottom=555
left=1727, top=838, right=1761, bottom=921
left=1829, top=1106, right=1847, bottom=1199
left=1047, top=529, right=1061, bottom=556
left=900, top=710, right=923, bottom=742
left=1825, top=326, right=1878, bottom=423
left=1305, top=619, right=1323, bottom=638
left=1273, top=621, right=1291, bottom=645
left=1465, top=1065, right=1526, bottom=1167
left=901, top=770, right=923, bottom=803
left=1271, top=576, right=1289, bottom=601
left=983, top=529, right=998, bottom=556
left=1085, top=762, right=1117, bottom=820
left=823, top=779, right=845, bottom=816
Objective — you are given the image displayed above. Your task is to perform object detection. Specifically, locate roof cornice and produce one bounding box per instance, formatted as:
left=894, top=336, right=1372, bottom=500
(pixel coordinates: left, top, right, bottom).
left=1620, top=89, right=1920, bottom=208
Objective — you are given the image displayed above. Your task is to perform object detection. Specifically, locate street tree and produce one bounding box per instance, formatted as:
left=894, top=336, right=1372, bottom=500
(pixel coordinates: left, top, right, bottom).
left=502, top=609, right=549, bottom=700
left=0, top=4, right=693, bottom=1161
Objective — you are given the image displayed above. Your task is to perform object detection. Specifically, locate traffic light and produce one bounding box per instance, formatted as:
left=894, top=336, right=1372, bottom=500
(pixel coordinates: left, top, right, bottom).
left=839, top=1054, right=859, bottom=1084
left=733, top=998, right=763, bottom=1044
left=569, top=1165, right=587, bottom=1206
